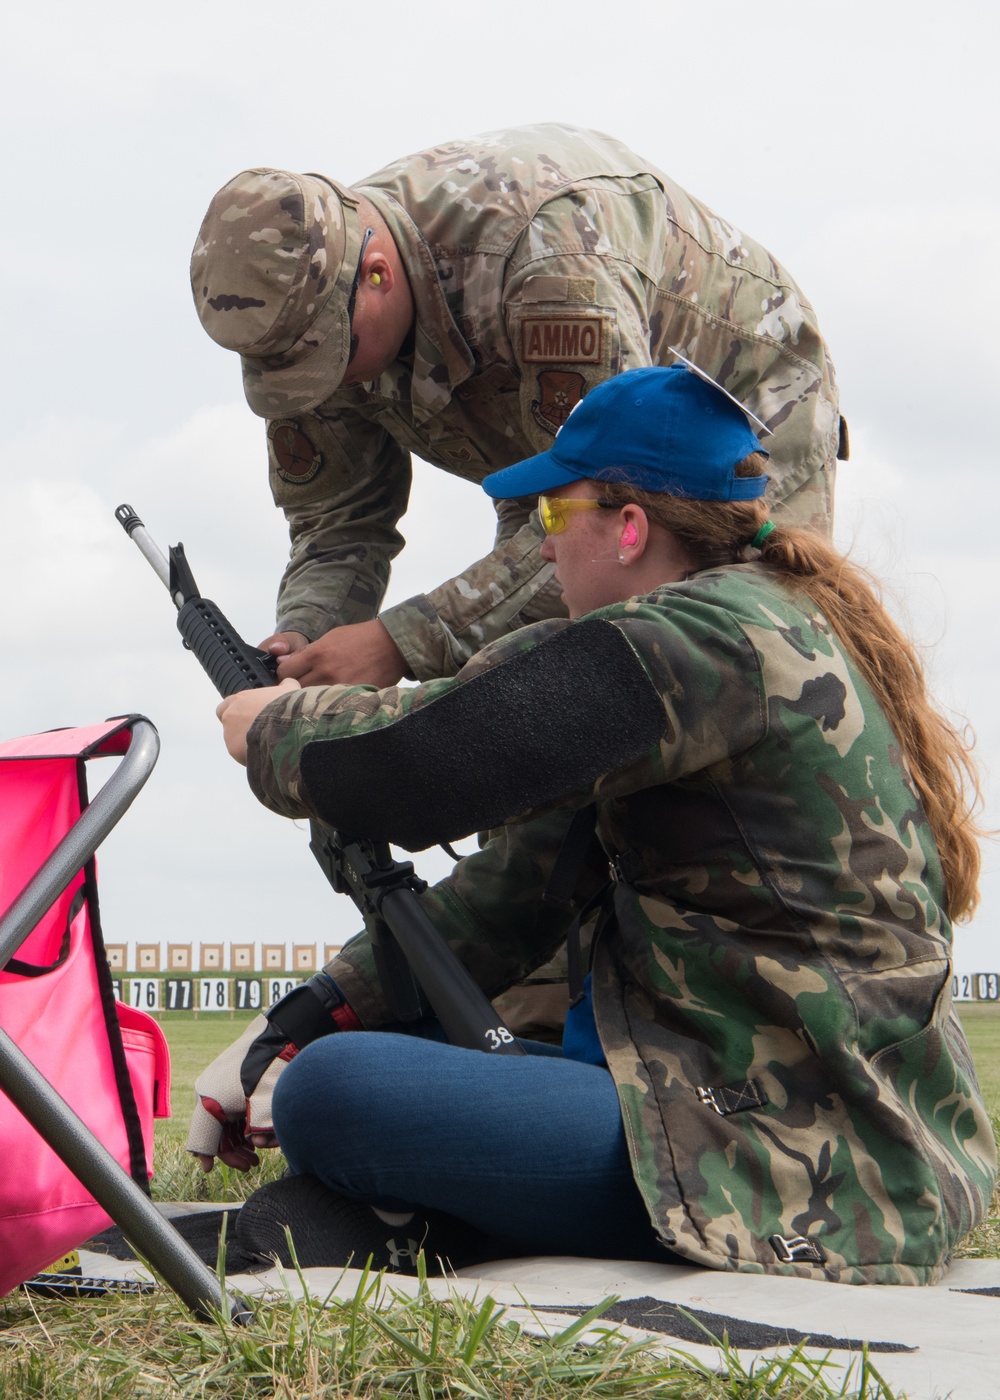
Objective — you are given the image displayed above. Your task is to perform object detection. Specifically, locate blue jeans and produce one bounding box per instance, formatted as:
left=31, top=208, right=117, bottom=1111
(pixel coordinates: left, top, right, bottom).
left=271, top=1031, right=670, bottom=1261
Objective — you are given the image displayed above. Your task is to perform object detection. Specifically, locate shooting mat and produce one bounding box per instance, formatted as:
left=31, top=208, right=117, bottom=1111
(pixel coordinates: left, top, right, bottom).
left=52, top=1203, right=1000, bottom=1398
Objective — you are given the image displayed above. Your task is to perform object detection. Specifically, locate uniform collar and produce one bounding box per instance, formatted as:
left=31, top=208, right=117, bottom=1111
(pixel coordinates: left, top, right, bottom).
left=359, top=188, right=475, bottom=425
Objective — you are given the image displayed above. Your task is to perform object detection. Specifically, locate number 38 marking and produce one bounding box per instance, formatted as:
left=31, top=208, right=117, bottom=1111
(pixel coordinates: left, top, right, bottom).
left=484, top=1027, right=515, bottom=1048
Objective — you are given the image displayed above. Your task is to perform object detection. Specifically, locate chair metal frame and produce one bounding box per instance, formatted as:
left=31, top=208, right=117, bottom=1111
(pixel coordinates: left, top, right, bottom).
left=0, top=718, right=249, bottom=1323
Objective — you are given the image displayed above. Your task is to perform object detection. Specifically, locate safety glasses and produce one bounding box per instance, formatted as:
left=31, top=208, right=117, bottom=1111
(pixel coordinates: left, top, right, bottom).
left=537, top=494, right=616, bottom=535
left=346, top=226, right=375, bottom=333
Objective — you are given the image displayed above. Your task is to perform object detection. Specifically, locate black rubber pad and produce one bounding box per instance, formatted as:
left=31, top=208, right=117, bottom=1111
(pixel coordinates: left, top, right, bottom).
left=301, top=619, right=665, bottom=850
left=544, top=1296, right=916, bottom=1353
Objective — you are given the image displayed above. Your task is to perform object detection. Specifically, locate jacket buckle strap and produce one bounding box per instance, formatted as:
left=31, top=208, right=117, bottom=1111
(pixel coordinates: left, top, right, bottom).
left=608, top=848, right=645, bottom=885
left=769, top=1233, right=826, bottom=1265
left=695, top=1078, right=768, bottom=1116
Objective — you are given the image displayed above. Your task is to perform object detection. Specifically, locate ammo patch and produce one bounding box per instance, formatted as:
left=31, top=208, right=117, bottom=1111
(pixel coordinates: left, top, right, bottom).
left=531, top=370, right=585, bottom=434
left=267, top=420, right=323, bottom=485
left=300, top=619, right=665, bottom=851
left=521, top=316, right=602, bottom=364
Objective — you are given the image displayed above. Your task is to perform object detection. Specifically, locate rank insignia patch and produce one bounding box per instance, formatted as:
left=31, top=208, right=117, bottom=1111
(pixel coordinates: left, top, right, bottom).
left=268, top=420, right=323, bottom=485
left=522, top=317, right=603, bottom=364
left=531, top=371, right=586, bottom=434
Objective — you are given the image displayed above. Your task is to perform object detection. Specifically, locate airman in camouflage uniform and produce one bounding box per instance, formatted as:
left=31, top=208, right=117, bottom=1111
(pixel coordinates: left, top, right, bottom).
left=240, top=559, right=995, bottom=1283
left=192, top=124, right=843, bottom=682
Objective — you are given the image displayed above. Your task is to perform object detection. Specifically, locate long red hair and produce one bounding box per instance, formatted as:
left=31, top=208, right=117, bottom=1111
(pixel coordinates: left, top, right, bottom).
left=601, top=457, right=984, bottom=921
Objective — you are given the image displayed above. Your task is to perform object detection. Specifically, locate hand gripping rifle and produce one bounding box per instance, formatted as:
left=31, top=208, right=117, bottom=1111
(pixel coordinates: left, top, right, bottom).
left=115, top=505, right=523, bottom=1055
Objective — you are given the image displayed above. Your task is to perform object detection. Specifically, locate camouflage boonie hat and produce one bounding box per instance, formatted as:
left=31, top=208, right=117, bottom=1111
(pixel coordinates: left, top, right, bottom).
left=190, top=169, right=363, bottom=418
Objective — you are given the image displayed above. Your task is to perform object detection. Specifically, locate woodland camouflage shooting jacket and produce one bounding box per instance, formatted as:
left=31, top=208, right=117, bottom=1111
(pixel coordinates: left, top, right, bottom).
left=245, top=561, right=995, bottom=1283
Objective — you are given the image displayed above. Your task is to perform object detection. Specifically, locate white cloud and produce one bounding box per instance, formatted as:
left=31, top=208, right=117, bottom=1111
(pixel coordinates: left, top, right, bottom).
left=794, top=200, right=1000, bottom=474
left=1, top=0, right=997, bottom=989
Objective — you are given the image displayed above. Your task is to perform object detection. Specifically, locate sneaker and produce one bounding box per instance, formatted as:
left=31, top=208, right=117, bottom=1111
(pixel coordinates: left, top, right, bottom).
left=235, top=1175, right=499, bottom=1274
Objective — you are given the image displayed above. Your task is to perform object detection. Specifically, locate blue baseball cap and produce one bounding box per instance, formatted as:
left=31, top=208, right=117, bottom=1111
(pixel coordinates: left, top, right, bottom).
left=482, top=362, right=769, bottom=501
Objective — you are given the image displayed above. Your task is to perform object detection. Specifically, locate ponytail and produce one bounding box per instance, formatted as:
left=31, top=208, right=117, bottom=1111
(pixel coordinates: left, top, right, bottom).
left=601, top=457, right=984, bottom=921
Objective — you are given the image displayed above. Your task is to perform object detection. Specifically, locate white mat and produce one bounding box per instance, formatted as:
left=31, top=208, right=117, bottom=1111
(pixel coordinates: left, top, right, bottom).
left=77, top=1204, right=1000, bottom=1400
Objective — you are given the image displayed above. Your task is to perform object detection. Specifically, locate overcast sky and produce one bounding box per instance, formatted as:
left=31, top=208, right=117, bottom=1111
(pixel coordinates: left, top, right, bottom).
left=1, top=1, right=997, bottom=983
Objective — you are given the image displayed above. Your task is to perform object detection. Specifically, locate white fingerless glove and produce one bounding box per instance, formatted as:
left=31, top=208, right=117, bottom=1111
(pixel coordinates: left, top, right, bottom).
left=185, top=974, right=360, bottom=1167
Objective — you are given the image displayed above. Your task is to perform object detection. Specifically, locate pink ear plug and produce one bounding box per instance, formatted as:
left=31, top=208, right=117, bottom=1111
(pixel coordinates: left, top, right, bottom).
left=620, top=523, right=639, bottom=547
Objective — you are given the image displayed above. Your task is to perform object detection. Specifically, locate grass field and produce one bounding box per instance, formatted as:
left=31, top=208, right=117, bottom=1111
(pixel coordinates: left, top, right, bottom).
left=2, top=1007, right=997, bottom=1398
left=956, top=1003, right=1000, bottom=1107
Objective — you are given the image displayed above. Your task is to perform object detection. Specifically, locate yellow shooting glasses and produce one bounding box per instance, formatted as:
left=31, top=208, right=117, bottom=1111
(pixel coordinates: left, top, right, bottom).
left=538, top=494, right=616, bottom=536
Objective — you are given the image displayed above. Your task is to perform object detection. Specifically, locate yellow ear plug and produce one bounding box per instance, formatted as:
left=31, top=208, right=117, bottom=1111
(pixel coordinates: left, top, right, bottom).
left=370, top=272, right=381, bottom=285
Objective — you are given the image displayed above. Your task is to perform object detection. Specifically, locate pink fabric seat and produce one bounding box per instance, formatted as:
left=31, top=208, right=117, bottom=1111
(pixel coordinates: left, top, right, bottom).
left=0, top=719, right=170, bottom=1295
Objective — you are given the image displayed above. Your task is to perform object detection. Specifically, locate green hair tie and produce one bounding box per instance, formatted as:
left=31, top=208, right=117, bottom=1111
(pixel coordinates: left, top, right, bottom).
left=751, top=520, right=776, bottom=549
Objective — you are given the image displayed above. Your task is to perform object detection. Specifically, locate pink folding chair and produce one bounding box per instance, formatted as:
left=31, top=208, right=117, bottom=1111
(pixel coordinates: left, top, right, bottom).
left=0, top=716, right=245, bottom=1320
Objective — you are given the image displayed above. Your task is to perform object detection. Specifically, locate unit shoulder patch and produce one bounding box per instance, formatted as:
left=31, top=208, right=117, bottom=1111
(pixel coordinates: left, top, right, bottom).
left=267, top=420, right=323, bottom=485
left=531, top=371, right=586, bottom=434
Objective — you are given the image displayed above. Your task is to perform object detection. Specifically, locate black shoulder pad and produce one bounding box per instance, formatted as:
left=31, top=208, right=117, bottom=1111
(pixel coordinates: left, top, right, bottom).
left=299, top=619, right=664, bottom=851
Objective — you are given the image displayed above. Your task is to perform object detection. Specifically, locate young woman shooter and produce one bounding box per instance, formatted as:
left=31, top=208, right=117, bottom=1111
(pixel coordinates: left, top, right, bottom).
left=200, top=364, right=995, bottom=1285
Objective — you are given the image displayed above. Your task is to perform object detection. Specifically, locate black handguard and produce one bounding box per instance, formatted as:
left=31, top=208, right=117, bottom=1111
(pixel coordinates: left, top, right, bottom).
left=239, top=974, right=354, bottom=1101
left=176, top=595, right=278, bottom=695
left=170, top=542, right=278, bottom=697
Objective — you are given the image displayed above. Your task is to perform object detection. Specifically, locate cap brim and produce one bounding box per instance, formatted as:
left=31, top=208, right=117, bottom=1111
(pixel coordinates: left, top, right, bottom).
left=241, top=300, right=353, bottom=418
left=482, top=450, right=585, bottom=499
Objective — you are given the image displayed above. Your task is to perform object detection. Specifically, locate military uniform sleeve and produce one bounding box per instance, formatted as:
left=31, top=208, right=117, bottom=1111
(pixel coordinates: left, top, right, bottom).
left=502, top=188, right=657, bottom=451
left=243, top=596, right=766, bottom=842
left=378, top=503, right=564, bottom=680
left=501, top=183, right=839, bottom=533
left=266, top=405, right=412, bottom=641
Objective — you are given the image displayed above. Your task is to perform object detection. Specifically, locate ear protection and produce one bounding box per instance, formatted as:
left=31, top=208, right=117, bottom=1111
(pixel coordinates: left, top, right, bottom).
left=369, top=272, right=382, bottom=286
left=619, top=522, right=639, bottom=548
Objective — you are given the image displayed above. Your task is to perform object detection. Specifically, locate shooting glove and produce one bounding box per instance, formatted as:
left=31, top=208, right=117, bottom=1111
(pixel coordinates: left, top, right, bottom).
left=186, top=973, right=361, bottom=1167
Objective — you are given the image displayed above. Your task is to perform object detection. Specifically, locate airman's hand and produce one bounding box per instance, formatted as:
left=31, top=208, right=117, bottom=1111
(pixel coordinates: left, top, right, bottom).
left=258, top=630, right=310, bottom=657
left=274, top=619, right=407, bottom=687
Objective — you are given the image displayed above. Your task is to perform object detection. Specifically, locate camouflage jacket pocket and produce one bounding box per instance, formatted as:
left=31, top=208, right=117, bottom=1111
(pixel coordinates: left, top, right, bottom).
left=866, top=957, right=954, bottom=1086
left=843, top=956, right=950, bottom=1064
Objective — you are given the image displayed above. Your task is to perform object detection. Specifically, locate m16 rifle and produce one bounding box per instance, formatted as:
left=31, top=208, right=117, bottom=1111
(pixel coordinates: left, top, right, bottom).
left=114, top=505, right=523, bottom=1056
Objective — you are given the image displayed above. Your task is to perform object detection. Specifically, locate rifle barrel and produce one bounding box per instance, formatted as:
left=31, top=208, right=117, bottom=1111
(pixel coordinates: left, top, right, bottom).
left=114, top=505, right=177, bottom=603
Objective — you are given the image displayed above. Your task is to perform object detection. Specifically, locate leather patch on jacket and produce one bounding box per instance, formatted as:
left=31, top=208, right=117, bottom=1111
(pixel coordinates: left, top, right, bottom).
left=695, top=1079, right=768, bottom=1117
